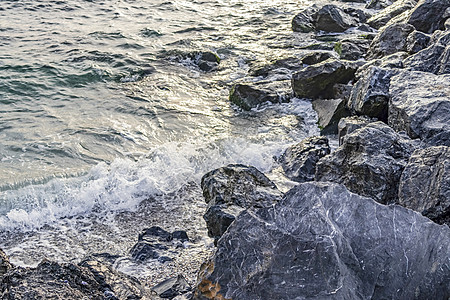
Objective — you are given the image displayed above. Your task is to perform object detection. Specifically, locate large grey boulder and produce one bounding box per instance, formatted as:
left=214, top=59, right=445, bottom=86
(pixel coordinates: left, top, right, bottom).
left=292, top=59, right=359, bottom=99
left=312, top=98, right=351, bottom=134
left=338, top=116, right=377, bottom=145
left=348, top=66, right=396, bottom=121
left=193, top=182, right=450, bottom=300
left=367, top=23, right=415, bottom=59
left=229, top=80, right=291, bottom=110
left=398, top=146, right=450, bottom=225
left=250, top=57, right=304, bottom=78
left=279, top=136, right=330, bottom=182
left=314, top=5, right=358, bottom=32
left=388, top=70, right=450, bottom=146
left=367, top=0, right=418, bottom=29
left=406, top=0, right=450, bottom=33
left=292, top=5, right=319, bottom=33
left=316, top=122, right=417, bottom=204
left=0, top=258, right=152, bottom=299
left=201, top=164, right=282, bottom=242
left=406, top=30, right=431, bottom=54
left=0, top=249, right=11, bottom=277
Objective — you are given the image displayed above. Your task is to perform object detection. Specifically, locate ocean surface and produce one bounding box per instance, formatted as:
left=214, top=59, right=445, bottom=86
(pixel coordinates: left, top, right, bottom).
left=0, top=0, right=321, bottom=283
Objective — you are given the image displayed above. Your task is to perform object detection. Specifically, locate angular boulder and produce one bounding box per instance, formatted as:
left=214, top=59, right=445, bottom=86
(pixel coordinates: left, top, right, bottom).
left=159, top=50, right=220, bottom=72
left=229, top=80, right=291, bottom=110
left=300, top=51, right=337, bottom=65
left=316, top=122, right=417, bottom=204
left=388, top=70, right=450, bottom=145
left=398, top=146, right=450, bottom=225
left=0, top=248, right=12, bottom=276
left=367, top=0, right=418, bottom=29
left=338, top=115, right=377, bottom=145
left=406, top=0, right=450, bottom=33
left=292, top=5, right=319, bottom=33
left=279, top=136, right=331, bottom=182
left=367, top=23, right=415, bottom=59
left=348, top=66, right=396, bottom=121
left=406, top=30, right=431, bottom=54
left=312, top=98, right=351, bottom=134
left=201, top=164, right=282, bottom=242
left=314, top=5, right=358, bottom=32
left=193, top=182, right=450, bottom=300
left=292, top=59, right=358, bottom=99
left=151, top=275, right=191, bottom=299
left=250, top=57, right=303, bottom=78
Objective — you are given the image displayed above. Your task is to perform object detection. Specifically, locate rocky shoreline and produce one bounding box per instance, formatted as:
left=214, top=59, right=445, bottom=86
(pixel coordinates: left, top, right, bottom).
left=2, top=0, right=450, bottom=299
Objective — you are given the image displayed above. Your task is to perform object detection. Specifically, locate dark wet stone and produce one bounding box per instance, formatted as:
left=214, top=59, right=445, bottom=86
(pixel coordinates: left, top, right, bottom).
left=335, top=41, right=367, bottom=60
left=193, top=182, right=450, bottom=300
left=292, top=59, right=359, bottom=99
left=279, top=136, right=330, bottom=182
left=348, top=66, right=396, bottom=122
left=406, top=0, right=450, bottom=33
left=398, top=146, right=450, bottom=226
left=314, top=5, right=359, bottom=33
left=129, top=242, right=164, bottom=262
left=0, top=258, right=151, bottom=299
left=158, top=50, right=220, bottom=72
left=316, top=122, right=417, bottom=204
left=152, top=275, right=191, bottom=299
left=367, top=23, right=415, bottom=59
left=338, top=116, right=377, bottom=145
left=250, top=57, right=303, bottom=78
left=333, top=83, right=353, bottom=101
left=367, top=0, right=418, bottom=29
left=388, top=70, right=450, bottom=145
left=300, top=51, right=337, bottom=65
left=355, top=52, right=408, bottom=79
left=312, top=98, right=351, bottom=134
left=0, top=248, right=12, bottom=277
left=292, top=5, right=319, bottom=33
left=406, top=30, right=431, bottom=54
left=229, top=80, right=291, bottom=110
left=366, top=0, right=394, bottom=9
left=201, top=164, right=282, bottom=242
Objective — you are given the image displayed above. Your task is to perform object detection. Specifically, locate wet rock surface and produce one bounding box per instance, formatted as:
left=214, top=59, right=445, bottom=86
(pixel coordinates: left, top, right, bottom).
left=292, top=5, right=319, bottom=33
left=338, top=115, right=377, bottom=145
left=315, top=5, right=359, bottom=32
left=398, top=146, right=450, bottom=226
left=193, top=182, right=450, bottom=300
left=151, top=275, right=191, bottom=299
left=406, top=0, right=450, bottom=33
left=0, top=249, right=11, bottom=277
left=279, top=136, right=330, bottom=182
left=316, top=122, right=417, bottom=204
left=367, top=0, right=417, bottom=29
left=388, top=70, right=450, bottom=145
left=229, top=80, right=291, bottom=110
left=367, top=23, right=415, bottom=59
left=312, top=98, right=351, bottom=134
left=201, top=164, right=282, bottom=242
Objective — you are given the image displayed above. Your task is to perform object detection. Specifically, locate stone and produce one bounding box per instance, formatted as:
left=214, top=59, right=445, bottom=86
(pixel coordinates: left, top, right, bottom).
left=250, top=57, right=303, bottom=78
left=152, top=275, right=191, bottom=299
left=366, top=0, right=394, bottom=9
left=355, top=52, right=409, bottom=79
left=406, top=30, right=431, bottom=54
left=335, top=41, right=367, bottom=60
left=314, top=5, right=359, bottom=33
left=398, top=146, right=450, bottom=226
left=0, top=258, right=151, bottom=299
left=312, top=98, right=351, bottom=134
left=348, top=66, right=396, bottom=122
left=367, top=0, right=418, bottom=29
left=129, top=226, right=189, bottom=263
left=333, top=83, right=353, bottom=101
left=279, top=136, right=331, bottom=182
left=367, top=23, right=415, bottom=59
left=201, top=164, right=282, bottom=242
left=300, top=51, right=337, bottom=65
left=388, top=70, right=450, bottom=145
left=0, top=248, right=12, bottom=276
left=338, top=116, right=377, bottom=145
left=193, top=182, right=450, bottom=300
left=159, top=50, right=220, bottom=72
left=316, top=122, right=417, bottom=204
left=229, top=80, right=291, bottom=110
left=292, top=5, right=319, bottom=33
left=292, top=59, right=359, bottom=99
left=406, top=0, right=450, bottom=33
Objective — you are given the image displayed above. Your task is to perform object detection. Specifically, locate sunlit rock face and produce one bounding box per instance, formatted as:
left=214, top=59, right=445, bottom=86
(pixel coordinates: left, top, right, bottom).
left=193, top=182, right=450, bottom=300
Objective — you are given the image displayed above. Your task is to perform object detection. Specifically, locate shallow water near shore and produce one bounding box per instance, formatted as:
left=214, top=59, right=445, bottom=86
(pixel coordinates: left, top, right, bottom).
left=0, top=0, right=326, bottom=284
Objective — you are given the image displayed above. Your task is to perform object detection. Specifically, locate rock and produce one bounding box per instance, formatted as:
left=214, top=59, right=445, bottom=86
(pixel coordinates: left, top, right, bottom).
left=406, top=0, right=450, bottom=33
left=129, top=226, right=189, bottom=263
left=338, top=116, right=377, bottom=145
left=446, top=18, right=450, bottom=30
left=314, top=5, right=359, bottom=33
left=398, top=146, right=450, bottom=226
left=292, top=5, right=319, bottom=33
left=355, top=52, right=409, bottom=78
left=348, top=66, right=396, bottom=121
left=366, top=0, right=394, bottom=9
left=316, top=122, right=417, bottom=204
left=367, top=23, right=415, bottom=59
left=333, top=83, right=353, bottom=101
left=388, top=70, right=450, bottom=145
left=279, top=136, right=331, bottom=182
left=229, top=80, right=291, bottom=110
left=312, top=98, right=351, bottom=134
left=193, top=182, right=450, bottom=300
left=334, top=41, right=367, bottom=60
left=300, top=51, right=337, bottom=65
left=292, top=59, right=359, bottom=99
left=367, top=0, right=418, bottom=29
left=201, top=164, right=282, bottom=242
left=250, top=57, right=303, bottom=78
left=0, top=258, right=151, bottom=299
left=159, top=50, right=220, bottom=72
left=406, top=30, right=431, bottom=54
left=403, top=31, right=450, bottom=74
left=152, top=275, right=191, bottom=299
left=0, top=249, right=12, bottom=276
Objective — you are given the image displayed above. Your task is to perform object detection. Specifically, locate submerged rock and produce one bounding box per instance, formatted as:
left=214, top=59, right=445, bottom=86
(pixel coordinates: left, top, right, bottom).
left=398, top=146, right=450, bottom=226
left=366, top=0, right=394, bottom=9
left=279, top=136, right=330, bottom=182
left=312, top=98, right=351, bottom=134
left=316, top=122, right=417, bottom=204
left=229, top=80, right=291, bottom=110
left=406, top=0, right=450, bottom=33
left=0, top=249, right=11, bottom=277
left=193, top=182, right=450, bottom=300
left=151, top=275, right=191, bottom=299
left=314, top=5, right=359, bottom=32
left=388, top=70, right=450, bottom=145
left=201, top=164, right=282, bottom=242
left=159, top=50, right=220, bottom=72
left=292, top=59, right=358, bottom=99
left=367, top=23, right=415, bottom=59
